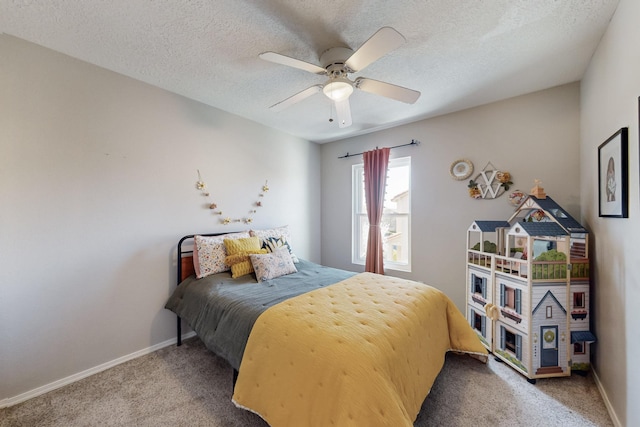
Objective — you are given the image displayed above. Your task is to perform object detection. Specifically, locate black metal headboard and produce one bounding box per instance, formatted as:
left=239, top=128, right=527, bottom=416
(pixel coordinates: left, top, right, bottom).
left=177, top=232, right=239, bottom=285
left=175, top=232, right=243, bottom=346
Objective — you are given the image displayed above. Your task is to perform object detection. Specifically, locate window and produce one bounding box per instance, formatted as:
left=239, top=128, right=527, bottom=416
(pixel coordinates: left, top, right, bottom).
left=573, top=292, right=585, bottom=309
left=504, top=329, right=517, bottom=353
left=471, top=310, right=486, bottom=337
left=500, top=284, right=522, bottom=314
left=500, top=326, right=523, bottom=360
left=472, top=274, right=486, bottom=296
left=574, top=342, right=585, bottom=355
left=352, top=157, right=411, bottom=271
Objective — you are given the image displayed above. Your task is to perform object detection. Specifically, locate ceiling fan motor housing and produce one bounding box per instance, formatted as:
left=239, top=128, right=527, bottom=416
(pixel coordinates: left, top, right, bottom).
left=320, top=47, right=354, bottom=76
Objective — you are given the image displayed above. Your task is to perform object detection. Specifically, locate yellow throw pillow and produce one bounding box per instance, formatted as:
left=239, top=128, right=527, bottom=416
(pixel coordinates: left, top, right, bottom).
left=227, top=253, right=266, bottom=278
left=230, top=260, right=254, bottom=278
left=224, top=237, right=267, bottom=278
left=224, top=236, right=261, bottom=255
left=225, top=253, right=250, bottom=266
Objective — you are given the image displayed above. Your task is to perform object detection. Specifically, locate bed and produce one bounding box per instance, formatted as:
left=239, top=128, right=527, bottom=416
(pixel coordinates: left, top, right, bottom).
left=165, top=230, right=488, bottom=426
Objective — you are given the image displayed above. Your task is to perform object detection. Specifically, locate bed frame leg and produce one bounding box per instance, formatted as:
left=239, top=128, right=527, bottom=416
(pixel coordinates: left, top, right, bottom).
left=177, top=316, right=182, bottom=346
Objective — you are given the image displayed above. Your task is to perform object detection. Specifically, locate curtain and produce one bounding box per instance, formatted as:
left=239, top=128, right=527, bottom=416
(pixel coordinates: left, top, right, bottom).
left=363, top=147, right=390, bottom=274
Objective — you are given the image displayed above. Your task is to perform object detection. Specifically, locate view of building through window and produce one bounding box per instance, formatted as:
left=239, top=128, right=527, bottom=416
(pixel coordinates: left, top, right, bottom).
left=352, top=157, right=411, bottom=271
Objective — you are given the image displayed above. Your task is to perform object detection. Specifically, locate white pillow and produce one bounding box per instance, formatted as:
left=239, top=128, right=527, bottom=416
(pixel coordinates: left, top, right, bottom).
left=250, top=225, right=299, bottom=262
left=250, top=248, right=298, bottom=282
left=193, top=232, right=249, bottom=278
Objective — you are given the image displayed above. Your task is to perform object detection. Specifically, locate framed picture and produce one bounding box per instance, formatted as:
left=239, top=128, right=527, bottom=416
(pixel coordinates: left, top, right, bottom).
left=598, top=127, right=628, bottom=218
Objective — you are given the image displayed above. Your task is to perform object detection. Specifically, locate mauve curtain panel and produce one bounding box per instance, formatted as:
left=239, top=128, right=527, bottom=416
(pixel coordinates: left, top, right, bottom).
left=363, top=147, right=390, bottom=274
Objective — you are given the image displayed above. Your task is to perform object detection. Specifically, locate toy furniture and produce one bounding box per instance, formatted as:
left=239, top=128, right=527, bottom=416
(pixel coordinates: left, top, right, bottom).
left=466, top=184, right=596, bottom=383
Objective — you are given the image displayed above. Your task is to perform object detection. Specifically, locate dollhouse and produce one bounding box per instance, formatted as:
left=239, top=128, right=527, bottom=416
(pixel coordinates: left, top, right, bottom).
left=466, top=182, right=596, bottom=383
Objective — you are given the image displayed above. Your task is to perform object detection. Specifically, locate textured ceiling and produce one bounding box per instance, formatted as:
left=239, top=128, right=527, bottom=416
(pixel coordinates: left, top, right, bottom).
left=0, top=0, right=619, bottom=143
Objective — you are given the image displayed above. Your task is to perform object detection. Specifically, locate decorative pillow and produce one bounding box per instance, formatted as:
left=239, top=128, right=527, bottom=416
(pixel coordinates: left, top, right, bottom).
left=224, top=236, right=261, bottom=255
left=193, top=232, right=249, bottom=278
left=229, top=260, right=255, bottom=279
left=224, top=236, right=266, bottom=278
left=261, top=236, right=294, bottom=256
left=250, top=248, right=298, bottom=283
left=250, top=226, right=299, bottom=263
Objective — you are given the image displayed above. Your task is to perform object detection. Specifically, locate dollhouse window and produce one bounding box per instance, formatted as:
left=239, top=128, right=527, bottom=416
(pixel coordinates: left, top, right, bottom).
left=549, top=208, right=568, bottom=218
left=500, top=327, right=522, bottom=360
left=546, top=306, right=553, bottom=318
left=469, top=309, right=486, bottom=337
left=573, top=292, right=585, bottom=309
left=473, top=311, right=486, bottom=336
left=500, top=284, right=522, bottom=314
left=472, top=274, right=486, bottom=297
left=505, top=330, right=517, bottom=353
left=574, top=342, right=585, bottom=355
left=473, top=311, right=481, bottom=330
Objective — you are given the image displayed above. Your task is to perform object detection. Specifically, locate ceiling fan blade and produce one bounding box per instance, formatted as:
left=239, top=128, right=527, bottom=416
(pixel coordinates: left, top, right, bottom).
left=335, top=99, right=352, bottom=128
left=345, top=27, right=406, bottom=72
left=269, top=85, right=322, bottom=112
left=259, top=51, right=326, bottom=75
left=355, top=77, right=421, bottom=104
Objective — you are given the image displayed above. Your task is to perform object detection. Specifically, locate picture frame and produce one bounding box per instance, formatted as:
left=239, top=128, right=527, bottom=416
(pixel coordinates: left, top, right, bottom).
left=598, top=127, right=628, bottom=218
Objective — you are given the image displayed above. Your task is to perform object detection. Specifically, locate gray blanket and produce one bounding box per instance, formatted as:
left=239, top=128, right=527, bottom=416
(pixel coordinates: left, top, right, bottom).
left=165, top=259, right=356, bottom=370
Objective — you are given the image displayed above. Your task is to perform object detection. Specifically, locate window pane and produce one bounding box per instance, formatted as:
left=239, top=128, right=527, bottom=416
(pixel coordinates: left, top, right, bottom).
left=357, top=214, right=368, bottom=260
left=381, top=214, right=409, bottom=263
left=358, top=173, right=366, bottom=212
left=384, top=164, right=410, bottom=214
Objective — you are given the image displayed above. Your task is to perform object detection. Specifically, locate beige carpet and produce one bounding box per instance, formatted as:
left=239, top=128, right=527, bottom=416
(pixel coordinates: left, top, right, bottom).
left=0, top=337, right=613, bottom=427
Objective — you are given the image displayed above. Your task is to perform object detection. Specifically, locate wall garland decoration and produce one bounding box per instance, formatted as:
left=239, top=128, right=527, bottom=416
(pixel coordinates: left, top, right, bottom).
left=196, top=170, right=269, bottom=225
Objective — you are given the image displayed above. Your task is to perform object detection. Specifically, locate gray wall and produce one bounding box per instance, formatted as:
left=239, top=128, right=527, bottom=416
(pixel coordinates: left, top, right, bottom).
left=321, top=83, right=581, bottom=316
left=580, top=0, right=640, bottom=425
left=0, top=35, right=322, bottom=402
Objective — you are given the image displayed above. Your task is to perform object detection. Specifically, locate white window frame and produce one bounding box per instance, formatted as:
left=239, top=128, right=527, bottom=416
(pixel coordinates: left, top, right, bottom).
left=351, top=156, right=411, bottom=272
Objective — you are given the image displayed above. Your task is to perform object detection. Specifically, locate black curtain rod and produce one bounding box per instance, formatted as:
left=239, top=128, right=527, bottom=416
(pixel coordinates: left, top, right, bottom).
left=338, top=139, right=421, bottom=159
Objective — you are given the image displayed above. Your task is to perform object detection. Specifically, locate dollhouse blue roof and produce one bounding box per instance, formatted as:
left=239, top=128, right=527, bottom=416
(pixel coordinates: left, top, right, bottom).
left=473, top=221, right=511, bottom=231
left=518, top=221, right=568, bottom=237
left=571, top=330, right=597, bottom=343
left=533, top=290, right=567, bottom=315
left=529, top=196, right=587, bottom=233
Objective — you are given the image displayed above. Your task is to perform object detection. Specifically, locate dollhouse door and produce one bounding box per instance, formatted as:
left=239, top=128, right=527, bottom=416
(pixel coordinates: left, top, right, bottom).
left=540, top=326, right=559, bottom=366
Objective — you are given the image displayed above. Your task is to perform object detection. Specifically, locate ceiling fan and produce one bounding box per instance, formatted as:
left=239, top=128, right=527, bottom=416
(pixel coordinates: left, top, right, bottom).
left=259, top=27, right=421, bottom=128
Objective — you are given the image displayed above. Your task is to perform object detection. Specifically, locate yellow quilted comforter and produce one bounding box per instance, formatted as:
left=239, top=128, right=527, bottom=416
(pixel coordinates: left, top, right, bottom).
left=232, top=272, right=487, bottom=426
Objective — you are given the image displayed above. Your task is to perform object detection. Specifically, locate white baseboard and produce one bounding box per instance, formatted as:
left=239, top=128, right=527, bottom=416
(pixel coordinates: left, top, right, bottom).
left=0, top=332, right=196, bottom=409
left=591, top=366, right=622, bottom=427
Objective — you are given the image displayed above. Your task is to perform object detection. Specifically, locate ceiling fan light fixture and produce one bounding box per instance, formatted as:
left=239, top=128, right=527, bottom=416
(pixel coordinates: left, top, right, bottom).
left=323, top=78, right=353, bottom=102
